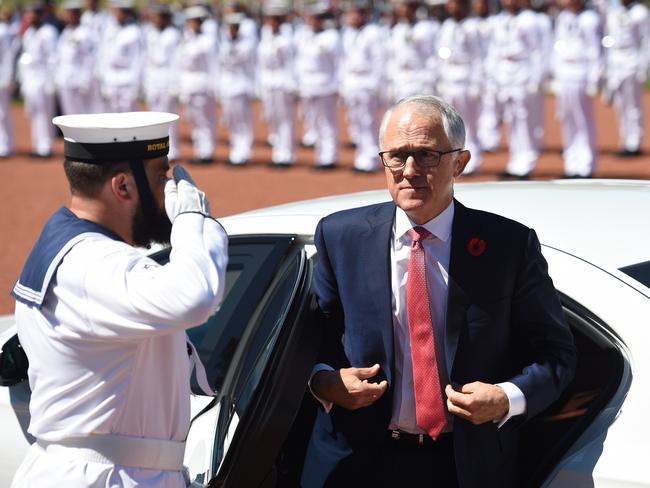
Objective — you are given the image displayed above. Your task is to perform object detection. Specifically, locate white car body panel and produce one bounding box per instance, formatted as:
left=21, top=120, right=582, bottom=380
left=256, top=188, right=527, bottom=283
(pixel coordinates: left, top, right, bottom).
left=2, top=180, right=649, bottom=487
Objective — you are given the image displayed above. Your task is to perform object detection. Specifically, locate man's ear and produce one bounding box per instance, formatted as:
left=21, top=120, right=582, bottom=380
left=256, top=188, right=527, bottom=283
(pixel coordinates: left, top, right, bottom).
left=453, top=150, right=471, bottom=177
left=111, top=171, right=136, bottom=202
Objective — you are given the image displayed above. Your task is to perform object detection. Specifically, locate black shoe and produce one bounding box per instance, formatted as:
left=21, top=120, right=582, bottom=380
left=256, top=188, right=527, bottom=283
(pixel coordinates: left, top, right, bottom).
left=313, top=163, right=337, bottom=171
left=562, top=173, right=592, bottom=179
left=190, top=157, right=214, bottom=165
left=300, top=141, right=315, bottom=149
left=615, top=149, right=642, bottom=158
left=351, top=167, right=379, bottom=174
left=272, top=161, right=293, bottom=168
left=345, top=142, right=357, bottom=149
left=228, top=160, right=248, bottom=167
left=30, top=152, right=53, bottom=159
left=498, top=171, right=530, bottom=181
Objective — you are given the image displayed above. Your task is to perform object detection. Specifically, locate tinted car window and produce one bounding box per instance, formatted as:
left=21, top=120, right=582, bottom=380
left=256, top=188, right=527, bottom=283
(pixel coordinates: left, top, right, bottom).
left=619, top=260, right=650, bottom=288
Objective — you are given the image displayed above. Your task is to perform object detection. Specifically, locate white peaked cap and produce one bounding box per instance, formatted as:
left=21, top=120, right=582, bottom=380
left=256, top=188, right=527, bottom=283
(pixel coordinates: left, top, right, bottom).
left=61, top=0, right=85, bottom=9
left=109, top=0, right=136, bottom=8
left=52, top=112, right=179, bottom=162
left=263, top=1, right=292, bottom=15
left=184, top=5, right=210, bottom=19
left=304, top=0, right=331, bottom=15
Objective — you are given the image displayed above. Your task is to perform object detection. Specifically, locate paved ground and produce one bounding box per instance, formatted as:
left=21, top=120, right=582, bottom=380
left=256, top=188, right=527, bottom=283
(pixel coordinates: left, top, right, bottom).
left=1, top=95, right=649, bottom=314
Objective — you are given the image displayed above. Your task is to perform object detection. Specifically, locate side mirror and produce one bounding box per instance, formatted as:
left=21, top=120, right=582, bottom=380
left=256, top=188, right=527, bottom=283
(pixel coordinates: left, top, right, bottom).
left=0, top=335, right=29, bottom=387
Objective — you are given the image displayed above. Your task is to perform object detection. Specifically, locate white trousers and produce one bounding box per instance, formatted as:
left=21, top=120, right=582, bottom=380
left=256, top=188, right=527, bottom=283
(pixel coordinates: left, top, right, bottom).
left=300, top=98, right=317, bottom=147
left=182, top=92, right=216, bottom=160
left=478, top=88, right=501, bottom=152
left=103, top=84, right=139, bottom=113
left=58, top=86, right=93, bottom=116
left=555, top=82, right=597, bottom=177
left=343, top=89, right=381, bottom=171
left=222, top=94, right=253, bottom=164
left=0, top=86, right=14, bottom=156
left=302, top=94, right=338, bottom=166
left=23, top=85, right=55, bottom=156
left=531, top=91, right=546, bottom=151
left=500, top=88, right=540, bottom=176
left=146, top=91, right=180, bottom=160
left=439, top=84, right=482, bottom=174
left=261, top=89, right=295, bottom=164
left=612, top=74, right=643, bottom=152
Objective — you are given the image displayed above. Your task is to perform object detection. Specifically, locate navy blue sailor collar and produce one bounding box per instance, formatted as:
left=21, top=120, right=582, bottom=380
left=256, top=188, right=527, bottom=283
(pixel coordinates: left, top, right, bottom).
left=11, top=207, right=124, bottom=309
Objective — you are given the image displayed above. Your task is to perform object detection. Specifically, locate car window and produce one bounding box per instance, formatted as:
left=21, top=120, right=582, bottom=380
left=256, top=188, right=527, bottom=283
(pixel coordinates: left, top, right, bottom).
left=150, top=235, right=298, bottom=392
left=619, top=260, right=650, bottom=289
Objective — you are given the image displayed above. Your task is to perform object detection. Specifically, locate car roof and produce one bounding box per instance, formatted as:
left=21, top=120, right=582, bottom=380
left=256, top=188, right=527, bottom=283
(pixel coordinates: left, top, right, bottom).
left=220, top=179, right=650, bottom=272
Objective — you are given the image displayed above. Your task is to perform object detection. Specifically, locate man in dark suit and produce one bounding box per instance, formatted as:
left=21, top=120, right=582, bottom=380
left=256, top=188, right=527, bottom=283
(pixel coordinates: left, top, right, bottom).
left=301, top=95, right=576, bottom=488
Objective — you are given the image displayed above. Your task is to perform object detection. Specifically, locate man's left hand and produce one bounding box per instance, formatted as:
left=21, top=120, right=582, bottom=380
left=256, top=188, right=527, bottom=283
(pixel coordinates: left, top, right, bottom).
left=445, top=382, right=509, bottom=425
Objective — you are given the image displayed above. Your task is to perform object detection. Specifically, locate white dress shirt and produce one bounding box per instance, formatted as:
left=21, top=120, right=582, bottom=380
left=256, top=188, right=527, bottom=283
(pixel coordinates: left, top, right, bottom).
left=313, top=201, right=526, bottom=431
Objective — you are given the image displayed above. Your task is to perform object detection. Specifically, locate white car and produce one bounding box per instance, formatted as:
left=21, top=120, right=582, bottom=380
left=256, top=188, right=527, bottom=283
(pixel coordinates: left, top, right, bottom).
left=1, top=179, right=649, bottom=487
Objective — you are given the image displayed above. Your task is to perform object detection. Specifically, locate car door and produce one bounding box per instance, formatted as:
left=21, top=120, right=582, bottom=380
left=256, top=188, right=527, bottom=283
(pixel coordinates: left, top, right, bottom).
left=151, top=234, right=318, bottom=487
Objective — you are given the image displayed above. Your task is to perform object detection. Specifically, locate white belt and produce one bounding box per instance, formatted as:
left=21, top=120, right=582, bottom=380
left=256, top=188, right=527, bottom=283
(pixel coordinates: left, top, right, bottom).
left=37, top=434, right=186, bottom=471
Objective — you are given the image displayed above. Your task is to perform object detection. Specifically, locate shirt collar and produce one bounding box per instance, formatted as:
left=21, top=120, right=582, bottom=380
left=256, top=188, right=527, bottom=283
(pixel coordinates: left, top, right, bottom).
left=394, top=200, right=455, bottom=243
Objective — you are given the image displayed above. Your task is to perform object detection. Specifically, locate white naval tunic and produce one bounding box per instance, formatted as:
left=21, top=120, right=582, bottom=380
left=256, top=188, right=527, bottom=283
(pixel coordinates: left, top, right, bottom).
left=218, top=30, right=257, bottom=165
left=257, top=24, right=296, bottom=165
left=604, top=1, right=650, bottom=152
left=388, top=19, right=439, bottom=102
left=55, top=23, right=97, bottom=115
left=340, top=23, right=384, bottom=171
left=295, top=26, right=341, bottom=166
left=436, top=17, right=484, bottom=174
left=0, top=20, right=20, bottom=157
left=11, top=212, right=228, bottom=488
left=144, top=25, right=182, bottom=160
left=99, top=22, right=145, bottom=113
left=552, top=8, right=603, bottom=176
left=17, top=23, right=59, bottom=157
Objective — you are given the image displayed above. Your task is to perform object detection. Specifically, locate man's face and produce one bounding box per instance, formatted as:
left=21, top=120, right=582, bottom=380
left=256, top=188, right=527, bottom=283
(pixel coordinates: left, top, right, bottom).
left=132, top=157, right=171, bottom=248
left=63, top=8, right=81, bottom=26
left=382, top=105, right=469, bottom=224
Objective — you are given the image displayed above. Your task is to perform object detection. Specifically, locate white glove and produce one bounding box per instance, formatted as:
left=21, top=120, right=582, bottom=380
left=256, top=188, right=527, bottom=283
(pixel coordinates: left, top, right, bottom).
left=164, top=165, right=211, bottom=222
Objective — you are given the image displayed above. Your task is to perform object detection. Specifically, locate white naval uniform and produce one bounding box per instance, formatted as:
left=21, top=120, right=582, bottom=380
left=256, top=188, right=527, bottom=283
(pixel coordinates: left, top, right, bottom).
left=552, top=8, right=603, bottom=176
left=17, top=23, right=59, bottom=157
left=531, top=11, right=553, bottom=151
left=604, top=1, right=650, bottom=152
left=11, top=210, right=228, bottom=488
left=388, top=19, right=439, bottom=102
left=436, top=16, right=484, bottom=174
left=100, top=21, right=145, bottom=113
left=55, top=23, right=96, bottom=115
left=295, top=25, right=341, bottom=167
left=176, top=30, right=218, bottom=161
left=144, top=25, right=182, bottom=160
left=218, top=29, right=257, bottom=165
left=257, top=24, right=296, bottom=165
left=0, top=21, right=20, bottom=157
left=81, top=9, right=113, bottom=113
left=340, top=22, right=384, bottom=172
left=488, top=10, right=545, bottom=176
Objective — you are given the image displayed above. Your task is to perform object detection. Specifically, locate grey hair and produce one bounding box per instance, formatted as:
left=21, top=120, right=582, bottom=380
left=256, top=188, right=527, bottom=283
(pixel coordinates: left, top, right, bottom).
left=378, top=95, right=466, bottom=150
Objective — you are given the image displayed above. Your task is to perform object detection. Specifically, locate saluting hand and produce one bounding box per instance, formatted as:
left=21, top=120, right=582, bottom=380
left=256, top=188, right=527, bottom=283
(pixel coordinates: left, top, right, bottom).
left=311, top=364, right=389, bottom=411
left=445, top=382, right=509, bottom=425
left=164, top=165, right=211, bottom=222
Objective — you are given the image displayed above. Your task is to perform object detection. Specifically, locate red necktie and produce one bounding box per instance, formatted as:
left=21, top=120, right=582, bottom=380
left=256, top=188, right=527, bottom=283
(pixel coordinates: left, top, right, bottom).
left=407, top=226, right=447, bottom=440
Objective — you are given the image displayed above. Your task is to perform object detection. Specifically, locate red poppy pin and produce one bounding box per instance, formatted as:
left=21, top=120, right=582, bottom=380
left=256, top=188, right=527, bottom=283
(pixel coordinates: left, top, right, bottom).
left=467, top=237, right=487, bottom=257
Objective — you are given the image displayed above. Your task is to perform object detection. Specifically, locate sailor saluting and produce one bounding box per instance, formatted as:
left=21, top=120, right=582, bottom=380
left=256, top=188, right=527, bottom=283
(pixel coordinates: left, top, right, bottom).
left=10, top=112, right=228, bottom=487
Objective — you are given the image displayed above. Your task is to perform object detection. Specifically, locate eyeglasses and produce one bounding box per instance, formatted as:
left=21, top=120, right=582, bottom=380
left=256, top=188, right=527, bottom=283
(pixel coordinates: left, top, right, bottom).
left=378, top=148, right=462, bottom=169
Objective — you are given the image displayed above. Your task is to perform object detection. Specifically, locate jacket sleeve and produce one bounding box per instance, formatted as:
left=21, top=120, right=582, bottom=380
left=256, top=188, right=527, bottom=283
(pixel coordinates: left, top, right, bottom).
left=508, top=228, right=577, bottom=419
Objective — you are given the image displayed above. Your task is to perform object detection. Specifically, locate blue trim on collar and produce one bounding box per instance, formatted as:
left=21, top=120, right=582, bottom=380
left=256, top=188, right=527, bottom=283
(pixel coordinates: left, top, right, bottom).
left=11, top=208, right=123, bottom=309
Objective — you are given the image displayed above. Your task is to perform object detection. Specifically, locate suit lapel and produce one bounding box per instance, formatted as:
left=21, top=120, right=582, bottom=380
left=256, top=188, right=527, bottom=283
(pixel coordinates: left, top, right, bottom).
left=446, top=200, right=474, bottom=376
left=363, top=202, right=396, bottom=381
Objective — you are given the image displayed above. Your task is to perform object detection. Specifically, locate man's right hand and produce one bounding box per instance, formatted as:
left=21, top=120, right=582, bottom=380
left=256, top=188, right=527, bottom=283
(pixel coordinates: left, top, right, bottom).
left=164, top=165, right=211, bottom=222
left=311, top=364, right=388, bottom=410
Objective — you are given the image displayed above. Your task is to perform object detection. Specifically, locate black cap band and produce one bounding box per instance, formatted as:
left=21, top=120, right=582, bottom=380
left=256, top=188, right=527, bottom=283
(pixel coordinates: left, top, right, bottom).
left=63, top=137, right=170, bottom=163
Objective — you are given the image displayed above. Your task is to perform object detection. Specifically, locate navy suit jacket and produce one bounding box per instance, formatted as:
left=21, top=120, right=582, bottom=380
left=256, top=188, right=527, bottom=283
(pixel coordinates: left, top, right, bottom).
left=301, top=199, right=576, bottom=488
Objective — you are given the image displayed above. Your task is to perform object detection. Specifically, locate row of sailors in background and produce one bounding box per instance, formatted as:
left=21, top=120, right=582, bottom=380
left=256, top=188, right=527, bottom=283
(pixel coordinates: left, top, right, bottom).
left=0, top=0, right=648, bottom=177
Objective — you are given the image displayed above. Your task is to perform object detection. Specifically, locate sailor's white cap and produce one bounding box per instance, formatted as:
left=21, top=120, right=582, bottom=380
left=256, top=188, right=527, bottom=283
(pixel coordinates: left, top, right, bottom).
left=304, top=0, right=331, bottom=15
left=109, top=0, right=136, bottom=9
left=61, top=0, right=85, bottom=10
left=262, top=1, right=292, bottom=16
left=223, top=11, right=246, bottom=24
left=52, top=112, right=179, bottom=163
left=184, top=5, right=210, bottom=19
